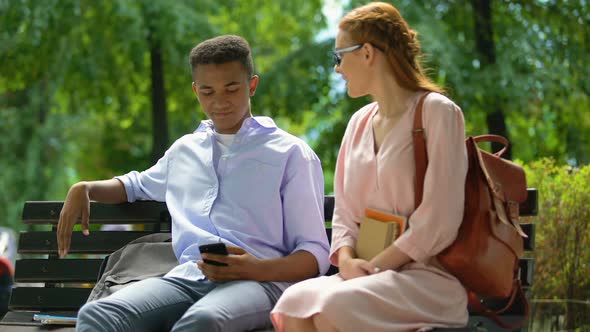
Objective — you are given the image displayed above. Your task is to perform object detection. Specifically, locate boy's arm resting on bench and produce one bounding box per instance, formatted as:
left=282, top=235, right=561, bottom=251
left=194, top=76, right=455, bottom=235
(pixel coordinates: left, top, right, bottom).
left=57, top=179, right=127, bottom=258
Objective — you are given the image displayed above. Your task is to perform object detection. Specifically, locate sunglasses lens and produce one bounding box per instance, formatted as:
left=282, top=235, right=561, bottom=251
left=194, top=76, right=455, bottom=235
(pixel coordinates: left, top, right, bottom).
left=333, top=53, right=341, bottom=66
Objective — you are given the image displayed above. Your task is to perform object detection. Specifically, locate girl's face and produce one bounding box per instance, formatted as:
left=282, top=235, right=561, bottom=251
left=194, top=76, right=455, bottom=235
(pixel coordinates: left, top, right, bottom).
left=334, top=30, right=369, bottom=98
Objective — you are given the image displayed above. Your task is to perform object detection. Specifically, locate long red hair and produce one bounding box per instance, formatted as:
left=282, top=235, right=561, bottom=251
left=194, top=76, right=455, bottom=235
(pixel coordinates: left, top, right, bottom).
left=339, top=2, right=444, bottom=94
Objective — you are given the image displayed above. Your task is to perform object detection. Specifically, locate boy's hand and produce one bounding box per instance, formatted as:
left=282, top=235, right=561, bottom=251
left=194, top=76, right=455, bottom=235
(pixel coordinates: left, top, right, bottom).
left=57, top=182, right=91, bottom=258
left=197, top=246, right=262, bottom=282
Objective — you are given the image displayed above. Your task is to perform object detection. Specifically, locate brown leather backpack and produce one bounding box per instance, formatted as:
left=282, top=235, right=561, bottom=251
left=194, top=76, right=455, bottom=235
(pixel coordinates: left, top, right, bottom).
left=412, top=93, right=529, bottom=328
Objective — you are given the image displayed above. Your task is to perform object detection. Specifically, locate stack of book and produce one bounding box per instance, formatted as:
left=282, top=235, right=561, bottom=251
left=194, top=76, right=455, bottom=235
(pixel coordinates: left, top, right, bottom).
left=355, top=208, right=407, bottom=261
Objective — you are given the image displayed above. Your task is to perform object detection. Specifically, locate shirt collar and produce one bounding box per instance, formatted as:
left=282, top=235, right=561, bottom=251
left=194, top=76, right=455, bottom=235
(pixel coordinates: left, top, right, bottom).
left=194, top=116, right=277, bottom=133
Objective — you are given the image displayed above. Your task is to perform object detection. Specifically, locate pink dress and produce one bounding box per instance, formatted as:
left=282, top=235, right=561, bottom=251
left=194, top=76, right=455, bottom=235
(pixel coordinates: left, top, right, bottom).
left=271, top=92, right=469, bottom=332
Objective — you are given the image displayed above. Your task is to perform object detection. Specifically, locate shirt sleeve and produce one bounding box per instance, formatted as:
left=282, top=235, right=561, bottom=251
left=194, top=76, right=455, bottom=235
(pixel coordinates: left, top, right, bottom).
left=115, top=148, right=172, bottom=203
left=280, top=143, right=331, bottom=276
left=394, top=96, right=468, bottom=263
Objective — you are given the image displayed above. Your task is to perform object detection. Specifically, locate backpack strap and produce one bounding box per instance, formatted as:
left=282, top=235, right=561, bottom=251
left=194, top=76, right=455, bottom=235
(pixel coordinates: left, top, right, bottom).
left=412, top=92, right=430, bottom=209
left=474, top=135, right=509, bottom=157
left=468, top=278, right=529, bottom=330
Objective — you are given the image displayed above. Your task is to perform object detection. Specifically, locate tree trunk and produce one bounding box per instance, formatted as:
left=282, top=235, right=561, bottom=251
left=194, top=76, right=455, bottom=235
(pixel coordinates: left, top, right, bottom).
left=471, top=0, right=511, bottom=159
left=148, top=36, right=169, bottom=164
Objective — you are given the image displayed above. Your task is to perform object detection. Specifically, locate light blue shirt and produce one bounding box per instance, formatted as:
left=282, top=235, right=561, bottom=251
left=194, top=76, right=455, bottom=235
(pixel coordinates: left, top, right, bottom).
left=116, top=116, right=330, bottom=290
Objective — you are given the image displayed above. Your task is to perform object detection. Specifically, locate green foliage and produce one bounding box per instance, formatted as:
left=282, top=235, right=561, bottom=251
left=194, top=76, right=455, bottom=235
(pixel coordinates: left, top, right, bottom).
left=524, top=159, right=590, bottom=330
left=0, top=0, right=329, bottom=227
left=1, top=2, right=589, bottom=295
left=0, top=103, right=81, bottom=230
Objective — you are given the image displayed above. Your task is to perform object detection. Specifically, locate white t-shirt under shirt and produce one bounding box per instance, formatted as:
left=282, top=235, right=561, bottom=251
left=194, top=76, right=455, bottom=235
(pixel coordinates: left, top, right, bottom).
left=213, top=132, right=235, bottom=155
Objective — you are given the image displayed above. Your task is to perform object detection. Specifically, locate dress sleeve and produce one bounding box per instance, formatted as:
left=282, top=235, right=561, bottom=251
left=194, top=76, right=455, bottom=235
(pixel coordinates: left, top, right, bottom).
left=394, top=97, right=468, bottom=263
left=115, top=147, right=172, bottom=203
left=329, top=113, right=362, bottom=266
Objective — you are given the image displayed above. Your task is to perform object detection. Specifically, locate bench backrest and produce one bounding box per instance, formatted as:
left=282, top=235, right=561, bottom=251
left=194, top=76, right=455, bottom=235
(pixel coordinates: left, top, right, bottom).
left=8, top=189, right=537, bottom=314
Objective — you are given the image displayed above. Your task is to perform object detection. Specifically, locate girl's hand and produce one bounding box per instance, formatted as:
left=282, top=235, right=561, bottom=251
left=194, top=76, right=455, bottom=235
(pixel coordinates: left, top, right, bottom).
left=339, top=257, right=380, bottom=280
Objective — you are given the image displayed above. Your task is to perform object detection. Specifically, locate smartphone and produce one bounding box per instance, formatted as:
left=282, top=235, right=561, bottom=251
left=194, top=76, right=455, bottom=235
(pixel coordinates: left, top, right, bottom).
left=198, top=243, right=228, bottom=266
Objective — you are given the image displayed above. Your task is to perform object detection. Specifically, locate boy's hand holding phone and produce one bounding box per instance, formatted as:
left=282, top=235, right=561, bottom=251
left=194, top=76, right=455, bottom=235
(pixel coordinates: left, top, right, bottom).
left=198, top=243, right=229, bottom=266
left=197, top=244, right=262, bottom=283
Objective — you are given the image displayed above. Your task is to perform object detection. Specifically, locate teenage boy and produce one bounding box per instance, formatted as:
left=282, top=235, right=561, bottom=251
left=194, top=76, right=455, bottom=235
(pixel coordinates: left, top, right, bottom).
left=57, top=35, right=330, bottom=332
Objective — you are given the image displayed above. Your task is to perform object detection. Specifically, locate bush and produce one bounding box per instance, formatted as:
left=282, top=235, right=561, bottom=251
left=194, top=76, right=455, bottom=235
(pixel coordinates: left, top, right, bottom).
left=523, top=158, right=590, bottom=331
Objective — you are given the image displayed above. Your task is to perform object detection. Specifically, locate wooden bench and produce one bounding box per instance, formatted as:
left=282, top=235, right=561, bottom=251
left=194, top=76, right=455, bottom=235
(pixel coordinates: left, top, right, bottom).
left=0, top=189, right=538, bottom=332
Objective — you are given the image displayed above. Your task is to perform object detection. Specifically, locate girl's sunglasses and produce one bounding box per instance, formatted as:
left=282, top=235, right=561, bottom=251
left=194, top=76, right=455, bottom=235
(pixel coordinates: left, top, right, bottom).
left=332, top=44, right=363, bottom=66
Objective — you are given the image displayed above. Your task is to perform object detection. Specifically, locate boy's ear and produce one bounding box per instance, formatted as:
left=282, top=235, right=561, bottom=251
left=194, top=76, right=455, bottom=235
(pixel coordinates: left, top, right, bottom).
left=249, top=75, right=259, bottom=96
left=191, top=82, right=200, bottom=102
left=192, top=82, right=200, bottom=97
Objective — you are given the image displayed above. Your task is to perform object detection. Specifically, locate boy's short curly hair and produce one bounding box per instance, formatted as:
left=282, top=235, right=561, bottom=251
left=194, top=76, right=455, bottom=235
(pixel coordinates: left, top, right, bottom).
left=189, top=35, right=254, bottom=77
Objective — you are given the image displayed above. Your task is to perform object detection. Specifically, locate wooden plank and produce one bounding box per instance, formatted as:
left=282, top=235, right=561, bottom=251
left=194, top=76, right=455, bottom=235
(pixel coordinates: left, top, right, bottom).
left=20, top=189, right=537, bottom=225
left=22, top=201, right=169, bottom=225
left=23, top=198, right=335, bottom=225
left=464, top=315, right=528, bottom=330
left=15, top=259, right=103, bottom=283
left=17, top=231, right=156, bottom=254
left=520, top=188, right=538, bottom=216
left=0, top=312, right=41, bottom=327
left=325, top=224, right=533, bottom=251
left=520, top=257, right=534, bottom=288
left=521, top=223, right=534, bottom=251
left=0, top=326, right=76, bottom=331
left=0, top=326, right=75, bottom=332
left=324, top=196, right=334, bottom=221
left=8, top=288, right=91, bottom=311
left=0, top=311, right=77, bottom=329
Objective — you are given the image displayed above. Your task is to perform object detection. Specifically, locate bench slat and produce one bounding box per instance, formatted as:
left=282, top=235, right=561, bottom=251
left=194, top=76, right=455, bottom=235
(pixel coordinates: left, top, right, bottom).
left=0, top=311, right=77, bottom=329
left=521, top=223, right=534, bottom=250
left=321, top=190, right=537, bottom=219
left=324, top=196, right=334, bottom=221
left=519, top=188, right=538, bottom=216
left=14, top=259, right=103, bottom=283
left=464, top=314, right=528, bottom=331
left=9, top=288, right=91, bottom=311
left=325, top=224, right=534, bottom=251
left=18, top=231, right=155, bottom=254
left=520, top=257, right=534, bottom=288
left=20, top=189, right=537, bottom=224
left=22, top=201, right=170, bottom=224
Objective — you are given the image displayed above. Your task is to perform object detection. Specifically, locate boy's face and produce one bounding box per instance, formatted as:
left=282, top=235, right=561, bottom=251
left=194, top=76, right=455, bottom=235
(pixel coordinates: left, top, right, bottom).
left=192, top=61, right=258, bottom=134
